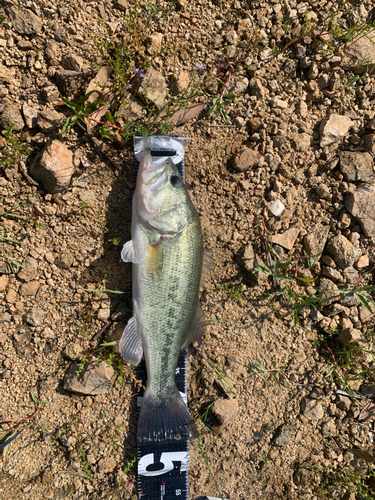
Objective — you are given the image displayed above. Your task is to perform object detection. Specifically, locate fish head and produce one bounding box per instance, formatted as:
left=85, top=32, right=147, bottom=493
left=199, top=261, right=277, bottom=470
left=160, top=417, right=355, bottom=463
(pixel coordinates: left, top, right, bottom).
left=135, top=149, right=193, bottom=235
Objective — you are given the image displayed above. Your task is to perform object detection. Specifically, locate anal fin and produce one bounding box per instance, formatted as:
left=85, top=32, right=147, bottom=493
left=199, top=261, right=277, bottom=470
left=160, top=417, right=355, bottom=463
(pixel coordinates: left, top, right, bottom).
left=184, top=302, right=206, bottom=348
left=200, top=248, right=214, bottom=286
left=119, top=316, right=143, bottom=365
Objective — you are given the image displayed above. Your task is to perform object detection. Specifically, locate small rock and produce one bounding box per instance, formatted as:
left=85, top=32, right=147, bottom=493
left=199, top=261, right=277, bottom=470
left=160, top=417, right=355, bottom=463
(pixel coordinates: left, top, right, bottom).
left=345, top=184, right=375, bottom=238
left=339, top=33, right=375, bottom=74
left=274, top=424, right=293, bottom=447
left=0, top=104, right=25, bottom=131
left=249, top=79, right=268, bottom=99
left=225, top=29, right=238, bottom=45
left=340, top=151, right=374, bottom=183
left=18, top=257, right=38, bottom=282
left=292, top=133, right=311, bottom=152
left=6, top=288, right=17, bottom=303
left=56, top=251, right=74, bottom=270
left=21, top=280, right=40, bottom=296
left=41, top=327, right=54, bottom=339
left=98, top=308, right=111, bottom=322
left=344, top=266, right=358, bottom=284
left=356, top=255, right=369, bottom=269
left=25, top=308, right=45, bottom=326
left=37, top=109, right=65, bottom=132
left=59, top=435, right=76, bottom=449
left=272, top=227, right=299, bottom=250
left=233, top=147, right=260, bottom=171
left=227, top=77, right=249, bottom=95
left=340, top=293, right=361, bottom=307
left=22, top=104, right=38, bottom=129
left=63, top=358, right=114, bottom=395
left=0, top=274, right=8, bottom=292
left=64, top=343, right=83, bottom=360
left=170, top=70, right=190, bottom=96
left=310, top=308, right=324, bottom=322
left=302, top=398, right=324, bottom=421
left=359, top=305, right=373, bottom=322
left=303, top=226, right=329, bottom=259
left=55, top=70, right=86, bottom=97
left=310, top=387, right=324, bottom=400
left=319, top=114, right=353, bottom=147
left=326, top=234, right=361, bottom=269
left=336, top=394, right=351, bottom=412
left=338, top=328, right=362, bottom=345
left=212, top=398, right=239, bottom=425
left=61, top=52, right=84, bottom=72
left=8, top=7, right=42, bottom=35
left=42, top=84, right=60, bottom=103
left=316, top=184, right=331, bottom=199
left=116, top=95, right=146, bottom=125
left=145, top=33, right=163, bottom=55
left=45, top=40, right=60, bottom=62
left=98, top=457, right=117, bottom=473
left=134, top=68, right=168, bottom=108
left=321, top=265, right=343, bottom=283
left=269, top=199, right=285, bottom=216
left=30, top=140, right=75, bottom=193
left=318, top=277, right=338, bottom=304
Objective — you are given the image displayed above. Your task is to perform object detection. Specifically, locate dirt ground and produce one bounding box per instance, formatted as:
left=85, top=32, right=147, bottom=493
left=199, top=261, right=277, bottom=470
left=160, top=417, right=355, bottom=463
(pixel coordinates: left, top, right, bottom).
left=1, top=0, right=375, bottom=499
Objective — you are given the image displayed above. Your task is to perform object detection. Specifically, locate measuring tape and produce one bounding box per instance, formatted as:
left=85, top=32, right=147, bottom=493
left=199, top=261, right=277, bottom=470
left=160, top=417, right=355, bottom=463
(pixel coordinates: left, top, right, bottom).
left=134, top=137, right=190, bottom=500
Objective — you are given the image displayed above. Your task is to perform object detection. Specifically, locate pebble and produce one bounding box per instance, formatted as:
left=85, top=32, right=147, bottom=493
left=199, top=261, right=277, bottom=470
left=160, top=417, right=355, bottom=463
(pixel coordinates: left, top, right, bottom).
left=134, top=68, right=168, bottom=108
left=25, top=308, right=45, bottom=326
left=340, top=151, right=374, bottom=183
left=326, top=234, right=361, bottom=269
left=233, top=147, right=260, bottom=171
left=319, top=114, right=353, bottom=147
left=338, top=328, right=362, bottom=345
left=0, top=274, right=8, bottom=292
left=18, top=257, right=38, bottom=282
left=302, top=399, right=324, bottom=421
left=21, top=280, right=40, bottom=296
left=63, top=357, right=114, bottom=395
left=345, top=184, right=375, bottom=238
left=272, top=227, right=299, bottom=250
left=213, top=398, right=239, bottom=425
left=303, top=226, right=329, bottom=259
left=31, top=139, right=75, bottom=193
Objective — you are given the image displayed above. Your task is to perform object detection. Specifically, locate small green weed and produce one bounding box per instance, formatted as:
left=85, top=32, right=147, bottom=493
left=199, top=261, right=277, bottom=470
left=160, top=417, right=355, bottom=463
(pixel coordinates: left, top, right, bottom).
left=80, top=200, right=89, bottom=211
left=247, top=358, right=285, bottom=388
left=123, top=455, right=137, bottom=475
left=313, top=462, right=375, bottom=499
left=218, top=284, right=246, bottom=307
left=108, top=237, right=121, bottom=246
left=0, top=125, right=30, bottom=169
left=76, top=434, right=93, bottom=480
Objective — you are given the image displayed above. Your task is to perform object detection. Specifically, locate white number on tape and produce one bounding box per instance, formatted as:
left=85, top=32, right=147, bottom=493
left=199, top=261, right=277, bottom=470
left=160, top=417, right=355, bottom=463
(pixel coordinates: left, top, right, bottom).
left=138, top=451, right=190, bottom=477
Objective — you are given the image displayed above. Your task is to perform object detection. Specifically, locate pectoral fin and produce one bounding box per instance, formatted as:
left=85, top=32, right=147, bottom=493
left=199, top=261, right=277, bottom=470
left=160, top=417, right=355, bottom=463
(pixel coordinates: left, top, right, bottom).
left=146, top=242, right=163, bottom=279
left=119, top=316, right=143, bottom=365
left=121, top=240, right=138, bottom=264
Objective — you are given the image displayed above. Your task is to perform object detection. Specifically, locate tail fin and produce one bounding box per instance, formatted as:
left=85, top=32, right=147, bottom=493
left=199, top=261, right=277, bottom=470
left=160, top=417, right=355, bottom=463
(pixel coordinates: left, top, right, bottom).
left=138, top=387, right=198, bottom=444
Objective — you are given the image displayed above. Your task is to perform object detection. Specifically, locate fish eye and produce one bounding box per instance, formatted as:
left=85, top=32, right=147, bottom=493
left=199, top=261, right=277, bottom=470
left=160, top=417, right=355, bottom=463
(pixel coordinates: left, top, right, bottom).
left=170, top=175, right=181, bottom=187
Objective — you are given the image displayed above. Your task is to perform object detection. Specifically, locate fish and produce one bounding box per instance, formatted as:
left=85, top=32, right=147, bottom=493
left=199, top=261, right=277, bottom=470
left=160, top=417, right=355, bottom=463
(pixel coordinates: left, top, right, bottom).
left=120, top=148, right=209, bottom=443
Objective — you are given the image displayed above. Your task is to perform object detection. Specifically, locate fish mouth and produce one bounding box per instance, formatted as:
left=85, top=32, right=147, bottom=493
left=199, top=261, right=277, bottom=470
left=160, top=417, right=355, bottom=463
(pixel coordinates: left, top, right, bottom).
left=140, top=149, right=169, bottom=190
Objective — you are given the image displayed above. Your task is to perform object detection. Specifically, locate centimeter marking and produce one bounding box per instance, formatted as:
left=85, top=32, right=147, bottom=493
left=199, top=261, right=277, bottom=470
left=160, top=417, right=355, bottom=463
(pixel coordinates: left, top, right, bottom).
left=134, top=137, right=190, bottom=500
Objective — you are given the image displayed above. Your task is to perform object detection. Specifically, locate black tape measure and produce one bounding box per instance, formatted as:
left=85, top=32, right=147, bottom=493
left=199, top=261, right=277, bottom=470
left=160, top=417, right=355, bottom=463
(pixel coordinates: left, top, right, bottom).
left=133, top=137, right=190, bottom=500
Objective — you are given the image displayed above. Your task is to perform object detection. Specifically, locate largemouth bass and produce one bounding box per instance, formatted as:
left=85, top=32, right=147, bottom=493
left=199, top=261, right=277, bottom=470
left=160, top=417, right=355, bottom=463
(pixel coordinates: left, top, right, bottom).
left=120, top=148, right=205, bottom=443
